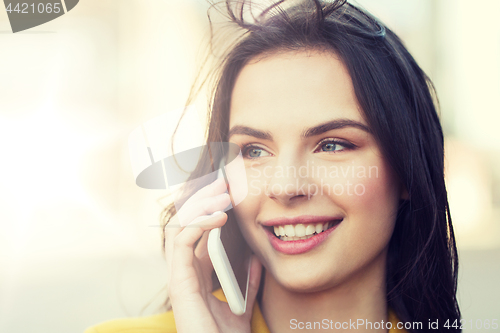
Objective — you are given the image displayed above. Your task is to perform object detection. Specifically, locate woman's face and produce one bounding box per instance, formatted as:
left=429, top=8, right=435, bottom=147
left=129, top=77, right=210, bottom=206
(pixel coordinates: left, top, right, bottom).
left=228, top=49, right=402, bottom=292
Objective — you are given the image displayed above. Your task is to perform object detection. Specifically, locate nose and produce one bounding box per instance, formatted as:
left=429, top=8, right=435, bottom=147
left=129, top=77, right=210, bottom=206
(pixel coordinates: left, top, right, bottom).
left=264, top=153, right=316, bottom=205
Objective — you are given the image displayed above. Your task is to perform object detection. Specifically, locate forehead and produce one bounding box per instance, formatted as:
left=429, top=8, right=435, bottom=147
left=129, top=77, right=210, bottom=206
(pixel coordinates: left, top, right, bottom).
left=229, top=49, right=366, bottom=130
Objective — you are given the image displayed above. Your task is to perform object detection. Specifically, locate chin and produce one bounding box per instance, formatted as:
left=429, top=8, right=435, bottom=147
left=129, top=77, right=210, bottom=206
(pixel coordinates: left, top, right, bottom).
left=271, top=264, right=335, bottom=293
left=280, top=277, right=333, bottom=294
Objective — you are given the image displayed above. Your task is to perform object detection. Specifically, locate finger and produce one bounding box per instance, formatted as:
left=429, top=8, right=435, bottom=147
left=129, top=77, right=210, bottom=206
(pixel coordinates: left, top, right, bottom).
left=178, top=193, right=231, bottom=227
left=185, top=177, right=227, bottom=203
left=196, top=177, right=227, bottom=199
left=243, top=256, right=263, bottom=318
left=169, top=212, right=227, bottom=299
left=194, top=230, right=209, bottom=258
left=165, top=210, right=226, bottom=279
left=194, top=231, right=214, bottom=291
left=177, top=177, right=228, bottom=226
left=166, top=178, right=228, bottom=233
left=174, top=212, right=227, bottom=253
left=166, top=212, right=223, bottom=276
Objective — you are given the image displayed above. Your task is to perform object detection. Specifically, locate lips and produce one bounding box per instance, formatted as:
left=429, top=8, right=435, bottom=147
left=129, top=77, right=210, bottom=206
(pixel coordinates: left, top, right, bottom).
left=261, top=215, right=343, bottom=255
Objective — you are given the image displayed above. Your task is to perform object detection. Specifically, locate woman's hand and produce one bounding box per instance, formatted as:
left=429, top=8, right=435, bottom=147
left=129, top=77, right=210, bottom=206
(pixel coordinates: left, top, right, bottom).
left=164, top=177, right=262, bottom=333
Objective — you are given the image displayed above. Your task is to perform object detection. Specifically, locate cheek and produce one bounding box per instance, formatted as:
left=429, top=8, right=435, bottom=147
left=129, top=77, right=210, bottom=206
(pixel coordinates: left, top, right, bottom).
left=347, top=168, right=397, bottom=211
left=232, top=164, right=279, bottom=263
left=232, top=178, right=262, bottom=245
left=356, top=161, right=400, bottom=220
left=323, top=156, right=399, bottom=211
left=318, top=158, right=400, bottom=244
left=345, top=161, right=400, bottom=252
left=231, top=161, right=264, bottom=223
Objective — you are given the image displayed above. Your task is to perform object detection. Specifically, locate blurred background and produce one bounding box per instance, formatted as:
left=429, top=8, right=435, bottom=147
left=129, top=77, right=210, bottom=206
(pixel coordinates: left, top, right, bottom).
left=0, top=0, right=499, bottom=332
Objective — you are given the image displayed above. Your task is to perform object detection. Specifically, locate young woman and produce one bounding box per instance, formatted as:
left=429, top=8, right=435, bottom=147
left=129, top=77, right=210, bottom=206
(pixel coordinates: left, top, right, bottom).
left=85, top=1, right=461, bottom=332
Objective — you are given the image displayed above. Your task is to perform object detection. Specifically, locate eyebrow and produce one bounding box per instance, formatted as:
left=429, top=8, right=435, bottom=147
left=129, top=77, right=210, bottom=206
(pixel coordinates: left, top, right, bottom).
left=302, top=119, right=371, bottom=137
left=228, top=126, right=273, bottom=140
left=228, top=119, right=370, bottom=141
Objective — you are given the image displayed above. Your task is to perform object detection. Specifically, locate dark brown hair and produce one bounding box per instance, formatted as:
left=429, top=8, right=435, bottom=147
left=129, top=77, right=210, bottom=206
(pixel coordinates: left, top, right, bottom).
left=162, top=1, right=461, bottom=331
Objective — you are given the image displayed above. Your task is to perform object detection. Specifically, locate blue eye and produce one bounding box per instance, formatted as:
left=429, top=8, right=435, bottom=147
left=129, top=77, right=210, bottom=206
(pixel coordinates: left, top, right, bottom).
left=322, top=142, right=341, bottom=152
left=316, top=139, right=353, bottom=153
left=242, top=146, right=270, bottom=159
left=248, top=148, right=263, bottom=157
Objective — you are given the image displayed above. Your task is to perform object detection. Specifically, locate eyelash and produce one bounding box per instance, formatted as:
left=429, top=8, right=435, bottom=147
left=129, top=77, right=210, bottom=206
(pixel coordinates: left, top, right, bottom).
left=314, top=138, right=356, bottom=153
left=240, top=139, right=356, bottom=159
left=241, top=144, right=269, bottom=159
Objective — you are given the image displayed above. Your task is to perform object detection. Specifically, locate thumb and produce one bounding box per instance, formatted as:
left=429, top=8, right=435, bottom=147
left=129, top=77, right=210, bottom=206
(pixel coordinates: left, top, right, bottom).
left=244, top=256, right=263, bottom=317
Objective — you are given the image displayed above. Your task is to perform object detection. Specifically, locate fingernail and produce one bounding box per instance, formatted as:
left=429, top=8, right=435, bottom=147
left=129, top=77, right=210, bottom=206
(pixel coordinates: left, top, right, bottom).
left=215, top=192, right=229, bottom=202
left=190, top=211, right=223, bottom=226
left=189, top=216, right=209, bottom=226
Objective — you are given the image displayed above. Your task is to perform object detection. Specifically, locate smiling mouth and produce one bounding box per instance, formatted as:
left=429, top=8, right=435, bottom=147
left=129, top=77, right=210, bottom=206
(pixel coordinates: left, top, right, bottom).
left=270, top=220, right=342, bottom=241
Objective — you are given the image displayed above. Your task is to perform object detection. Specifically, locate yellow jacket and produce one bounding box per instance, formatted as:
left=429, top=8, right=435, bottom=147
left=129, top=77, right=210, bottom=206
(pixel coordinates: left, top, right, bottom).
left=84, top=289, right=407, bottom=332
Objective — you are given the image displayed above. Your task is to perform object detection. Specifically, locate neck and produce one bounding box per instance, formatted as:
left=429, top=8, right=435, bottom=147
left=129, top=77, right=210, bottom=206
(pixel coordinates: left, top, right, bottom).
left=260, top=253, right=389, bottom=333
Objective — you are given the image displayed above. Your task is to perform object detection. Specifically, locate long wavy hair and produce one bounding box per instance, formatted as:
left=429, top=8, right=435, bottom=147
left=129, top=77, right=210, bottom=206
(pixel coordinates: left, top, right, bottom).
left=161, top=1, right=461, bottom=331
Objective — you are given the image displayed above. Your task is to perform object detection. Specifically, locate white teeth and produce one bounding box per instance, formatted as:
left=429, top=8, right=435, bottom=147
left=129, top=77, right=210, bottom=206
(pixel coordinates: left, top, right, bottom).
left=295, top=224, right=306, bottom=237
left=305, top=224, right=315, bottom=236
left=284, top=225, right=295, bottom=237
left=274, top=221, right=337, bottom=239
left=281, top=234, right=314, bottom=241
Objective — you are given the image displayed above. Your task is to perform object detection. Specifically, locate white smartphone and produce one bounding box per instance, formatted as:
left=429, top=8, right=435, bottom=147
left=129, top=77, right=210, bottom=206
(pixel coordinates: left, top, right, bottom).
left=207, top=159, right=252, bottom=315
